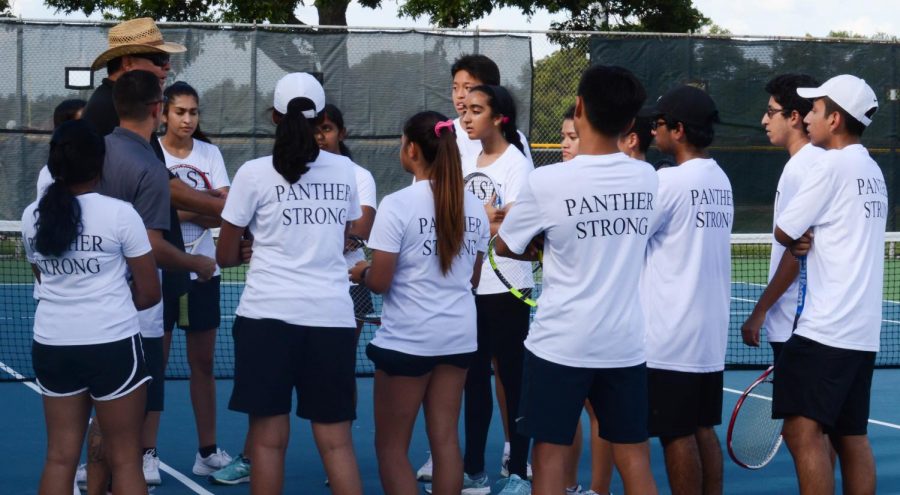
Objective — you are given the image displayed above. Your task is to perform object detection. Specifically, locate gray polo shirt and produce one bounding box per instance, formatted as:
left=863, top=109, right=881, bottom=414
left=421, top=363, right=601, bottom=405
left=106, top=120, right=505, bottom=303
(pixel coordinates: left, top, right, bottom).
left=97, top=127, right=170, bottom=231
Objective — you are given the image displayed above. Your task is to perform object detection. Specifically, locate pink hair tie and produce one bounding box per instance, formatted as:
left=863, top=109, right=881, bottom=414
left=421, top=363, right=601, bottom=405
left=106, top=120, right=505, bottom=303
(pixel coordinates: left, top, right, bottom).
left=501, top=116, right=510, bottom=124
left=434, top=119, right=455, bottom=137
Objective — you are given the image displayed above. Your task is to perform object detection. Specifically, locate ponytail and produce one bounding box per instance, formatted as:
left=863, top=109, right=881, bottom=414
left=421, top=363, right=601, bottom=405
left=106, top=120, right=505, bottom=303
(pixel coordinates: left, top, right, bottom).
left=273, top=97, right=320, bottom=184
left=403, top=111, right=465, bottom=275
left=470, top=85, right=525, bottom=156
left=34, top=120, right=104, bottom=256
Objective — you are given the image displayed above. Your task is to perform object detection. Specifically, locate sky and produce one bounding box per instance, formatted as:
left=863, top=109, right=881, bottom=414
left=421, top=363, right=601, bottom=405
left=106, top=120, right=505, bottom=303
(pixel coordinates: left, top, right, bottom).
left=9, top=0, right=900, bottom=59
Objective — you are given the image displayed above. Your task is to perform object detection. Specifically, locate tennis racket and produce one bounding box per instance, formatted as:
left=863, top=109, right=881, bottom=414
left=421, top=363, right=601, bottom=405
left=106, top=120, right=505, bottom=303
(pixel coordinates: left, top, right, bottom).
left=726, top=366, right=783, bottom=469
left=170, top=163, right=214, bottom=328
left=170, top=163, right=214, bottom=255
left=792, top=255, right=807, bottom=330
left=347, top=234, right=381, bottom=325
left=486, top=235, right=542, bottom=307
left=464, top=171, right=502, bottom=208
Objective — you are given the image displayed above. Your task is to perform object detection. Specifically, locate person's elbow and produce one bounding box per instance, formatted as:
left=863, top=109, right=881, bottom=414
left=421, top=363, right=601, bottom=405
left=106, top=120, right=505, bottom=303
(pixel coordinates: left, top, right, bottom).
left=133, top=282, right=161, bottom=311
left=494, top=235, right=514, bottom=257
left=773, top=226, right=794, bottom=247
left=216, top=245, right=239, bottom=268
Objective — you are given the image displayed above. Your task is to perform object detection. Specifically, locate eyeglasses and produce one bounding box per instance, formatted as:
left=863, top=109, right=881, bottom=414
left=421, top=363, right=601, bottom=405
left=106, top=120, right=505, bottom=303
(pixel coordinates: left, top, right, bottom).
left=131, top=52, right=171, bottom=68
left=650, top=120, right=669, bottom=130
left=765, top=106, right=788, bottom=118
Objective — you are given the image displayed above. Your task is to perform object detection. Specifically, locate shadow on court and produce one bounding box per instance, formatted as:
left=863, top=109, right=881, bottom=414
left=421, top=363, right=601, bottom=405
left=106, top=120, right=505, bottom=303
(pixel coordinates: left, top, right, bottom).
left=2, top=371, right=900, bottom=494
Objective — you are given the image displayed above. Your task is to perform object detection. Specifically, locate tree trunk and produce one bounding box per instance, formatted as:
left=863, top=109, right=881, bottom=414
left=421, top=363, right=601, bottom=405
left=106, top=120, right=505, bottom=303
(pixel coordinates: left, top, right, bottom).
left=316, top=0, right=350, bottom=26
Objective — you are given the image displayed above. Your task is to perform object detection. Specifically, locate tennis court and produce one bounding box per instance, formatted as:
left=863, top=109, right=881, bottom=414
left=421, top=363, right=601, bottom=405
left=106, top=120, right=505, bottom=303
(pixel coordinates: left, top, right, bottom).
left=3, top=230, right=900, bottom=493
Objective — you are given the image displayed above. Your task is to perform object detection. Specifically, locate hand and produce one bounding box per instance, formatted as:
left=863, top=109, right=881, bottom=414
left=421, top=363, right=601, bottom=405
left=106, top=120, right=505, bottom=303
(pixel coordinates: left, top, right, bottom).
left=790, top=228, right=813, bottom=257
left=525, top=233, right=545, bottom=260
left=345, top=234, right=365, bottom=254
left=349, top=261, right=369, bottom=284
left=240, top=231, right=254, bottom=264
left=192, top=254, right=216, bottom=282
left=741, top=310, right=765, bottom=347
left=484, top=195, right=506, bottom=224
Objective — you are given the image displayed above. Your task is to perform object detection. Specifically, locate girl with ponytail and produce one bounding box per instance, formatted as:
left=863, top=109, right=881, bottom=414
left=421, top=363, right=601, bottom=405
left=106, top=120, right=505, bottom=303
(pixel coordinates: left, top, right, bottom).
left=349, top=111, right=490, bottom=495
left=459, top=84, right=536, bottom=492
left=216, top=73, right=363, bottom=494
left=23, top=120, right=160, bottom=494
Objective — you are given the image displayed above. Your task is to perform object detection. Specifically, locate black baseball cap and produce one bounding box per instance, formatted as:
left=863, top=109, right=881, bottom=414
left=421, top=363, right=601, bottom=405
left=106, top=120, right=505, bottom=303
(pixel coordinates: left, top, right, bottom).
left=652, top=85, right=720, bottom=126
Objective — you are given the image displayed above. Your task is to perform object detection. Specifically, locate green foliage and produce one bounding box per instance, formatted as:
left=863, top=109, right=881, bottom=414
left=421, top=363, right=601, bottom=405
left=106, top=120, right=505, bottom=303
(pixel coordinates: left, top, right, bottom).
left=0, top=0, right=11, bottom=17
left=530, top=45, right=588, bottom=145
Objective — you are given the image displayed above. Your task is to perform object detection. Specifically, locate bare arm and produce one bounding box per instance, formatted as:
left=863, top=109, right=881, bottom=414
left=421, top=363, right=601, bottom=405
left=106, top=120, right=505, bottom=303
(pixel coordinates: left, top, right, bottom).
left=774, top=226, right=813, bottom=257
left=146, top=228, right=215, bottom=281
left=741, top=249, right=800, bottom=347
left=125, top=252, right=161, bottom=310
left=493, top=233, right=544, bottom=262
left=349, top=250, right=398, bottom=295
left=216, top=220, right=246, bottom=269
left=471, top=252, right=483, bottom=290
left=169, top=178, right=225, bottom=217
left=30, top=264, right=41, bottom=284
left=348, top=206, right=376, bottom=241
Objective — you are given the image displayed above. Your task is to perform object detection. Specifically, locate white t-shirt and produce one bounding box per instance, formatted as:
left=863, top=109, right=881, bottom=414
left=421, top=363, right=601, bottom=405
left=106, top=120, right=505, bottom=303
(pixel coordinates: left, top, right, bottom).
left=462, top=145, right=534, bottom=295
left=499, top=153, right=658, bottom=368
left=454, top=118, right=532, bottom=165
left=344, top=162, right=377, bottom=268
left=36, top=165, right=52, bottom=199
left=221, top=151, right=362, bottom=328
left=22, top=193, right=151, bottom=345
left=368, top=180, right=490, bottom=356
left=161, top=138, right=231, bottom=279
left=776, top=144, right=886, bottom=352
left=765, top=143, right=825, bottom=343
left=641, top=158, right=733, bottom=372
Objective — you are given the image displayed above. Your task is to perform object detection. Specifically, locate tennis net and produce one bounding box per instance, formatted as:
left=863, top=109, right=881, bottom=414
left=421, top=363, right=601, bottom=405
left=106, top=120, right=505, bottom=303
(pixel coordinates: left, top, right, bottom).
left=2, top=223, right=899, bottom=380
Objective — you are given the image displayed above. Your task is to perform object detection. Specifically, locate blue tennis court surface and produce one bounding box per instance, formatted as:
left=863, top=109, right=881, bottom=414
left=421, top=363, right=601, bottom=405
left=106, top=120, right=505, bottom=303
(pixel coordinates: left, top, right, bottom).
left=4, top=282, right=900, bottom=493
left=2, top=371, right=900, bottom=494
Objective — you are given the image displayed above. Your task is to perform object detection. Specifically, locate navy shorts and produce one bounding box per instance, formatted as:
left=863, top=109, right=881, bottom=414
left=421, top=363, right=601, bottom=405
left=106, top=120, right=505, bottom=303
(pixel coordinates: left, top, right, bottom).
left=168, top=276, right=221, bottom=332
left=229, top=317, right=357, bottom=422
left=773, top=334, right=875, bottom=435
left=366, top=343, right=473, bottom=377
left=142, top=336, right=165, bottom=412
left=517, top=350, right=649, bottom=445
left=647, top=368, right=723, bottom=438
left=33, top=333, right=151, bottom=401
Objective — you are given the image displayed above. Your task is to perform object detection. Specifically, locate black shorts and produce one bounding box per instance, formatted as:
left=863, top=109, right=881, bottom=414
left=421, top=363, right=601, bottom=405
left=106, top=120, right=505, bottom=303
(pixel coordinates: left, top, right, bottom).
left=229, top=316, right=357, bottom=422
left=167, top=276, right=221, bottom=332
left=773, top=334, right=875, bottom=435
left=366, top=343, right=473, bottom=377
left=517, top=350, right=649, bottom=445
left=770, top=341, right=784, bottom=364
left=32, top=334, right=151, bottom=401
left=350, top=284, right=374, bottom=317
left=142, top=336, right=165, bottom=412
left=647, top=368, right=723, bottom=438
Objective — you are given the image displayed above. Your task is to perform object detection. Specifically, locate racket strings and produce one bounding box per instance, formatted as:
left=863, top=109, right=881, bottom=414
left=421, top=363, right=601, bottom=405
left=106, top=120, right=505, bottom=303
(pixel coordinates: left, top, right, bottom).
left=728, top=378, right=783, bottom=469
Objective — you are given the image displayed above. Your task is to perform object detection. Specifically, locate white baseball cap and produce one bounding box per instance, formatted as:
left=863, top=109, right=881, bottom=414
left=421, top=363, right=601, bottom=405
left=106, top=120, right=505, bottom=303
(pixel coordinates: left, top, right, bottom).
left=797, top=74, right=879, bottom=127
left=273, top=73, right=325, bottom=118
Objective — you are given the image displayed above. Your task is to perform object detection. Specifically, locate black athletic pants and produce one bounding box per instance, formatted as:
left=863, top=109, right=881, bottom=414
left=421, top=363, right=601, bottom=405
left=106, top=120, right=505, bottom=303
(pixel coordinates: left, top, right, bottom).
left=464, top=292, right=531, bottom=478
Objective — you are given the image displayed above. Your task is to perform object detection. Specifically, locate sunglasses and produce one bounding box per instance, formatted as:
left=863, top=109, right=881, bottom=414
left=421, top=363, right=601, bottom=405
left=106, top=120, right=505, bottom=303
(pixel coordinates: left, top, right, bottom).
left=131, top=52, right=171, bottom=68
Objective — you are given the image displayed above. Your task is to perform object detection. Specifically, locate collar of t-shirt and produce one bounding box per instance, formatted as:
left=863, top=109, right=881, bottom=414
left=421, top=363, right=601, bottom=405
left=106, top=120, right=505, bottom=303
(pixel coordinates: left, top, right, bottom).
left=566, top=152, right=632, bottom=166
left=111, top=127, right=155, bottom=154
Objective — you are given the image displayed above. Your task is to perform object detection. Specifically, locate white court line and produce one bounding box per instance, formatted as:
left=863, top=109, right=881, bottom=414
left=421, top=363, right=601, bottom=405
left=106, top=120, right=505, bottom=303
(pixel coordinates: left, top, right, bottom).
left=723, top=387, right=900, bottom=431
left=0, top=361, right=209, bottom=494
left=731, top=297, right=758, bottom=303
left=159, top=463, right=215, bottom=495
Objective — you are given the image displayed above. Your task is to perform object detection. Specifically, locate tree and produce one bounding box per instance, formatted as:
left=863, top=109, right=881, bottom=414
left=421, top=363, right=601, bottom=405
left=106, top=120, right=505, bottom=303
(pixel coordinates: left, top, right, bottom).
left=400, top=0, right=708, bottom=31
left=1, top=0, right=11, bottom=17
left=43, top=0, right=382, bottom=25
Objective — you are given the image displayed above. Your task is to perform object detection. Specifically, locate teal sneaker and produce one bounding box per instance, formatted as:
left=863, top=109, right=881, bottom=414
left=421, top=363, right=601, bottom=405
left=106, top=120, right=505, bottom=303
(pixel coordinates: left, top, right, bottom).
left=492, top=474, right=531, bottom=495
left=207, top=453, right=250, bottom=485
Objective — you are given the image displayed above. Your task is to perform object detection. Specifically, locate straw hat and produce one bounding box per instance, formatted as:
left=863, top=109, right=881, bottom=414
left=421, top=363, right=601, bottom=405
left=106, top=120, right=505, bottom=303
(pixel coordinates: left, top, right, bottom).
left=91, top=18, right=186, bottom=71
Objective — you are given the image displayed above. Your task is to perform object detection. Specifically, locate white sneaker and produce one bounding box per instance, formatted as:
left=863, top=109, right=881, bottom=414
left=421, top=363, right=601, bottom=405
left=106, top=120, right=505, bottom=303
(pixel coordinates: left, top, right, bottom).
left=192, top=448, right=233, bottom=476
left=416, top=453, right=433, bottom=481
left=143, top=451, right=161, bottom=485
left=75, top=463, right=87, bottom=489
left=500, top=456, right=533, bottom=480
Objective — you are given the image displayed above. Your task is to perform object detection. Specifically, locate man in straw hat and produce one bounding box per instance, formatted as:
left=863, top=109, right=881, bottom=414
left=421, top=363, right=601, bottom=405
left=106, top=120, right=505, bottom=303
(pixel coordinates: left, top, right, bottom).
left=78, top=18, right=226, bottom=493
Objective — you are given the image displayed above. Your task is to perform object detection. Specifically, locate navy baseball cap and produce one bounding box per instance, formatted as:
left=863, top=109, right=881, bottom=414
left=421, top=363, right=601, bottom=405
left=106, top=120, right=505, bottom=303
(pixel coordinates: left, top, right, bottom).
left=653, top=85, right=720, bottom=126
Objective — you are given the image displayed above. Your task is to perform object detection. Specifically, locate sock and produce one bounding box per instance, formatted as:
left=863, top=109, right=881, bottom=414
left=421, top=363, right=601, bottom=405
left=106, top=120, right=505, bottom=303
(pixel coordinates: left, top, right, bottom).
left=143, top=447, right=157, bottom=457
left=503, top=441, right=511, bottom=455
left=198, top=444, right=218, bottom=458
left=566, top=485, right=580, bottom=493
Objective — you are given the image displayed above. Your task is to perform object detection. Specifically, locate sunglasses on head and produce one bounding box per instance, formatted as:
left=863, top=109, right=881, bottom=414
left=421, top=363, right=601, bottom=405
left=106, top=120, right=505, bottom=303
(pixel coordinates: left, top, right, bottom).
left=131, top=52, right=170, bottom=68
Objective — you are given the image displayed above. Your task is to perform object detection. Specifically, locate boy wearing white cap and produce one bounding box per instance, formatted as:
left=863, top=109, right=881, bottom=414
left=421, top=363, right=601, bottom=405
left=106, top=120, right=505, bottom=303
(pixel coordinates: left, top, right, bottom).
left=216, top=72, right=363, bottom=494
left=774, top=74, right=883, bottom=495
